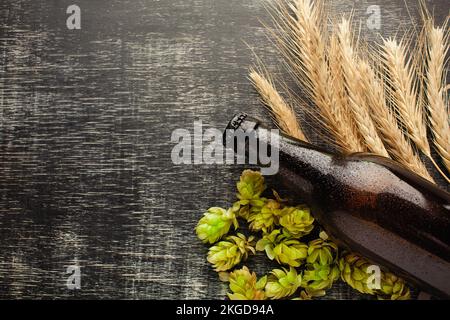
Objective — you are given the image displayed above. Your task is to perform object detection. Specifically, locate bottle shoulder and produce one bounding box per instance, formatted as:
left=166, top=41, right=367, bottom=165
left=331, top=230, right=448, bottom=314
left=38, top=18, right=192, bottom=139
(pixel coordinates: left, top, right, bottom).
left=343, top=152, right=450, bottom=202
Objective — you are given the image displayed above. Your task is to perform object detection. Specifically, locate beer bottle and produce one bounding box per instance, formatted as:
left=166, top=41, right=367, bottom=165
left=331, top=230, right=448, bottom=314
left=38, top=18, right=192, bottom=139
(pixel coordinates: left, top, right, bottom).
left=224, top=113, right=450, bottom=298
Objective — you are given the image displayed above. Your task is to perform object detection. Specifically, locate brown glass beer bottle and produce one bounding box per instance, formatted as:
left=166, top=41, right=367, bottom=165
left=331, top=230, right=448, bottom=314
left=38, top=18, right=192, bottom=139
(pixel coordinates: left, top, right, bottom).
left=224, top=113, right=450, bottom=298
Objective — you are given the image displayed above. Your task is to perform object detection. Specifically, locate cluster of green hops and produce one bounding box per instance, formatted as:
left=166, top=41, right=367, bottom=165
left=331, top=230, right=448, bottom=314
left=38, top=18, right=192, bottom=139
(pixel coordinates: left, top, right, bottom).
left=196, top=170, right=411, bottom=300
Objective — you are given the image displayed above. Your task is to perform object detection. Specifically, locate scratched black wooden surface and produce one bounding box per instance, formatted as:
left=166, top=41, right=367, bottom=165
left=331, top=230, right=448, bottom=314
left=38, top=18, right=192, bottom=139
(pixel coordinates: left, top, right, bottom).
left=0, top=0, right=448, bottom=299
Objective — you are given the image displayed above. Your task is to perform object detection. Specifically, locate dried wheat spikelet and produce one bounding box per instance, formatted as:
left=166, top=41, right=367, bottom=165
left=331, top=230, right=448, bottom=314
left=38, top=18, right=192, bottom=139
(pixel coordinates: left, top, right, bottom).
left=328, top=32, right=365, bottom=151
left=380, top=38, right=432, bottom=158
left=254, top=0, right=447, bottom=184
left=249, top=68, right=307, bottom=141
left=359, top=59, right=434, bottom=182
left=336, top=18, right=389, bottom=157
left=425, top=22, right=450, bottom=175
left=268, top=0, right=364, bottom=152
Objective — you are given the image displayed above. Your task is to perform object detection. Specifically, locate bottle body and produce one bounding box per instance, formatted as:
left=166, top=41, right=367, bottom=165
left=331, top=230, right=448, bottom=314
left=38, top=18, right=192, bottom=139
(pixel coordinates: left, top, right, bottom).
left=277, top=138, right=450, bottom=260
left=225, top=113, right=450, bottom=298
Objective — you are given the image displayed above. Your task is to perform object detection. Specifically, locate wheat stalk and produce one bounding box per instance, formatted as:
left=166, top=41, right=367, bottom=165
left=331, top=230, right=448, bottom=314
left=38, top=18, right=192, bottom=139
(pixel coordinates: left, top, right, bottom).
left=336, top=18, right=389, bottom=157
left=268, top=0, right=364, bottom=152
left=249, top=68, right=307, bottom=141
left=425, top=23, right=450, bottom=175
left=359, top=59, right=434, bottom=182
left=381, top=38, right=432, bottom=158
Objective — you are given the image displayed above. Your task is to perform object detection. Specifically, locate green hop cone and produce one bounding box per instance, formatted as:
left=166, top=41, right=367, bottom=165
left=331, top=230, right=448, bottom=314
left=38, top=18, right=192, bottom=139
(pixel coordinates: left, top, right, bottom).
left=223, top=266, right=267, bottom=300
left=339, top=253, right=376, bottom=295
left=265, top=267, right=303, bottom=299
left=237, top=170, right=266, bottom=201
left=302, top=263, right=340, bottom=297
left=306, top=238, right=338, bottom=266
left=279, top=205, right=314, bottom=238
left=377, top=272, right=410, bottom=300
left=207, top=233, right=255, bottom=272
left=248, top=199, right=282, bottom=233
left=196, top=207, right=238, bottom=244
left=232, top=170, right=266, bottom=220
left=256, top=230, right=308, bottom=267
left=273, top=239, right=308, bottom=268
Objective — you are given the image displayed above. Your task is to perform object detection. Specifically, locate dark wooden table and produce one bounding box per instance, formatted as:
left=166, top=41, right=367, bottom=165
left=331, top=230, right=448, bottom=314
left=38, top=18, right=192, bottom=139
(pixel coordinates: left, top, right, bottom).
left=0, top=0, right=448, bottom=299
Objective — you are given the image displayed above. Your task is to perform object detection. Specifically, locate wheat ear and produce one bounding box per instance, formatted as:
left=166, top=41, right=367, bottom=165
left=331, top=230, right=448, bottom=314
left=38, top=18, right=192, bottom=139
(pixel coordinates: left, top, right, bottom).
left=249, top=68, right=307, bottom=141
left=359, top=59, right=434, bottom=182
left=381, top=38, right=432, bottom=158
left=425, top=23, right=450, bottom=176
left=269, top=0, right=364, bottom=152
left=328, top=32, right=365, bottom=151
left=336, top=18, right=389, bottom=157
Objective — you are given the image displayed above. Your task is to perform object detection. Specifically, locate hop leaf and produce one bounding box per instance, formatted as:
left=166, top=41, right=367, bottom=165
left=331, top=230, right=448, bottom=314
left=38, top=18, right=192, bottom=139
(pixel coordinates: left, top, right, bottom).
left=256, top=230, right=308, bottom=267
left=279, top=205, right=314, bottom=238
left=265, top=267, right=303, bottom=299
left=248, top=199, right=282, bottom=233
left=306, top=238, right=338, bottom=266
left=196, top=207, right=238, bottom=244
left=302, top=263, right=340, bottom=296
left=377, top=272, right=410, bottom=300
left=207, top=233, right=255, bottom=271
left=339, top=253, right=377, bottom=295
left=236, top=170, right=266, bottom=201
left=225, top=266, right=267, bottom=300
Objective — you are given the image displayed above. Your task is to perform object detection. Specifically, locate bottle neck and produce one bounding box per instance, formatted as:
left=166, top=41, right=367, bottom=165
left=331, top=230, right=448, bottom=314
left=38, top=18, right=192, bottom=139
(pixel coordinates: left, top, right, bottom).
left=274, top=130, right=335, bottom=202
left=277, top=131, right=335, bottom=174
left=224, top=114, right=335, bottom=197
